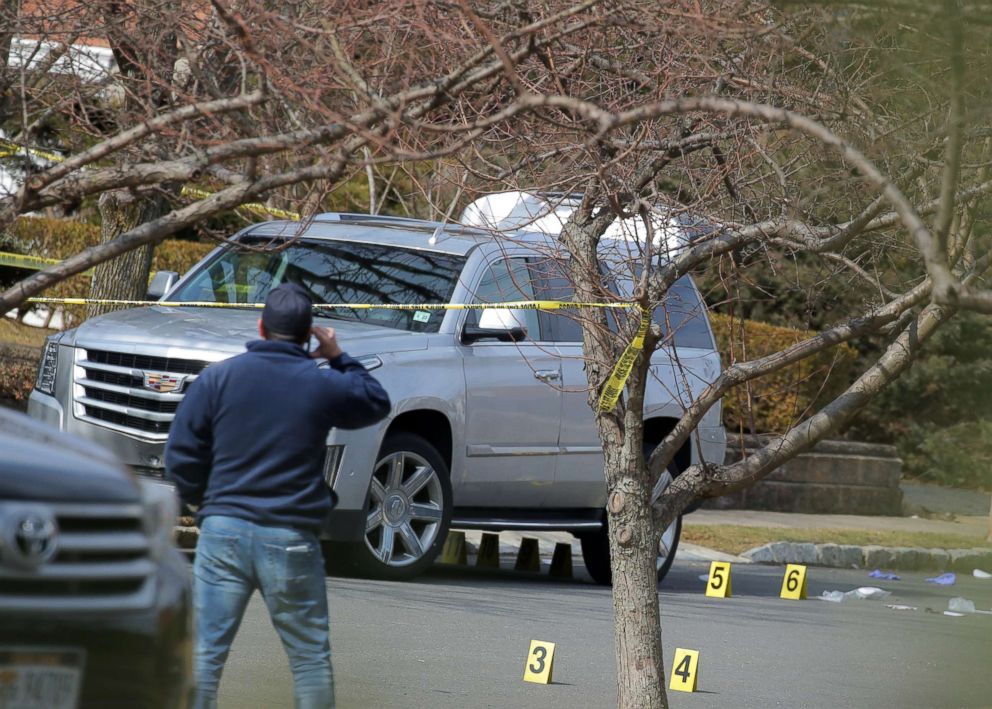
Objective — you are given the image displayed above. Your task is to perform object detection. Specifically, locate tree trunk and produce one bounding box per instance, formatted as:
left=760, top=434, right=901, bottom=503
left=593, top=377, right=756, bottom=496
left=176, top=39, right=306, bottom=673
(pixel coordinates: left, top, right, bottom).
left=88, top=190, right=167, bottom=319
left=987, top=494, right=991, bottom=543
left=605, top=440, right=668, bottom=709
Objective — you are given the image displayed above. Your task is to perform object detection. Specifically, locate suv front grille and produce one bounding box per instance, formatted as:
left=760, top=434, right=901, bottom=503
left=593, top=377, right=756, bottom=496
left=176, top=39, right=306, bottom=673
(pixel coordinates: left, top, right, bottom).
left=83, top=387, right=181, bottom=413
left=87, top=350, right=211, bottom=375
left=83, top=408, right=172, bottom=435
left=74, top=347, right=210, bottom=440
left=0, top=502, right=155, bottom=612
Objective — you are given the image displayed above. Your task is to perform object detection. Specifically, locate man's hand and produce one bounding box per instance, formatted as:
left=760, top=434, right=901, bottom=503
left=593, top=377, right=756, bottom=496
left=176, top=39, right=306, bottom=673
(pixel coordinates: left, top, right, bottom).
left=310, top=326, right=344, bottom=360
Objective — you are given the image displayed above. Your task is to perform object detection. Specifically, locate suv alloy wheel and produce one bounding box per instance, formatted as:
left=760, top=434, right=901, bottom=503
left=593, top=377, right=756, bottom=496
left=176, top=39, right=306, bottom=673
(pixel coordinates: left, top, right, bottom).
left=353, top=432, right=452, bottom=579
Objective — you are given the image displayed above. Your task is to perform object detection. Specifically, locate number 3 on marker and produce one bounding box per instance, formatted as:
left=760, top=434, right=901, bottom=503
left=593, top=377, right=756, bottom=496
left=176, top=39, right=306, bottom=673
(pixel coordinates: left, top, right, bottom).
left=669, top=648, right=699, bottom=692
left=523, top=640, right=556, bottom=684
left=704, top=561, right=732, bottom=598
left=780, top=564, right=808, bottom=600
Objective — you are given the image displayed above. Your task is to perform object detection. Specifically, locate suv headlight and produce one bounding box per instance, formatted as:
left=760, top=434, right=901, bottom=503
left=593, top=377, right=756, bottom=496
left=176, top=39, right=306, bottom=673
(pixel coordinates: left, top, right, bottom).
left=34, top=341, right=59, bottom=395
left=356, top=354, right=383, bottom=371
left=317, top=354, right=382, bottom=371
left=140, top=479, right=179, bottom=559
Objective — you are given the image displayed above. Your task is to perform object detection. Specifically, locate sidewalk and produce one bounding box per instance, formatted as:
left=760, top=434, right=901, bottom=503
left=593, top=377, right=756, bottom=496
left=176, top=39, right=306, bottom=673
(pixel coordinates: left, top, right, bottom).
left=454, top=483, right=991, bottom=573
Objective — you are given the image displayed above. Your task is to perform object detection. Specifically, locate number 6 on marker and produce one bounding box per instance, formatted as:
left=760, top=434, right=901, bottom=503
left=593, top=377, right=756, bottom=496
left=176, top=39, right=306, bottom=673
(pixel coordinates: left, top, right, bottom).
left=669, top=648, right=699, bottom=692
left=523, top=640, right=556, bottom=684
left=780, top=564, right=808, bottom=600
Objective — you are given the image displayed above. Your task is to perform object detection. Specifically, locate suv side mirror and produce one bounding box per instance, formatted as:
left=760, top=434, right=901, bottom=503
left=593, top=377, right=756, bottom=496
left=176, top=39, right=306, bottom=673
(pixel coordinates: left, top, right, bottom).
left=147, top=271, right=179, bottom=300
left=461, top=308, right=527, bottom=344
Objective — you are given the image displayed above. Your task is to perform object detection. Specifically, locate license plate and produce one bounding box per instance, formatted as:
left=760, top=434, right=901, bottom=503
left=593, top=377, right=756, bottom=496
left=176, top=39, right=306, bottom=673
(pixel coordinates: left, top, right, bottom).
left=0, top=647, right=84, bottom=709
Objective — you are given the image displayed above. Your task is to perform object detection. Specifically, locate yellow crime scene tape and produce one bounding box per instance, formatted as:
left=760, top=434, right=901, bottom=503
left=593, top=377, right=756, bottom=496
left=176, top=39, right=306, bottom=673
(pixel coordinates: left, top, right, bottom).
left=5, top=139, right=647, bottom=410
left=179, top=186, right=301, bottom=221
left=597, top=306, right=650, bottom=413
left=24, top=295, right=650, bottom=411
left=0, top=250, right=96, bottom=276
left=0, top=139, right=65, bottom=164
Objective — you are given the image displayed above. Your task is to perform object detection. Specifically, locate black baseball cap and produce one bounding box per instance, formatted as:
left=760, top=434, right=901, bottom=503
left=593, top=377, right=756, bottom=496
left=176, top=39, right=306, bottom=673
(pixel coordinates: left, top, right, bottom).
left=262, top=283, right=313, bottom=341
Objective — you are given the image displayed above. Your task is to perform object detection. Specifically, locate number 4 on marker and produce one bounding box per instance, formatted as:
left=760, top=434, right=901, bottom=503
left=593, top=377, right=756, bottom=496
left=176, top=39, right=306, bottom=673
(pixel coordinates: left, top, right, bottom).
left=780, top=564, right=808, bottom=600
left=669, top=648, right=700, bottom=692
left=704, top=561, right=732, bottom=598
left=523, top=640, right=556, bottom=684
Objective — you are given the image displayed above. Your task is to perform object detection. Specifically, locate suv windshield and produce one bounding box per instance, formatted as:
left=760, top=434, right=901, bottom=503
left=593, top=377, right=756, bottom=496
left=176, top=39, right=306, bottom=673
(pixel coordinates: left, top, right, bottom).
left=170, top=236, right=467, bottom=332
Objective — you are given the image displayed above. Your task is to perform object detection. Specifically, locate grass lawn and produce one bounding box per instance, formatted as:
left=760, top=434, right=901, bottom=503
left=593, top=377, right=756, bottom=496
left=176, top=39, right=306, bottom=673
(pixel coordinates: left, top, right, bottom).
left=0, top=317, right=55, bottom=347
left=682, top=524, right=992, bottom=555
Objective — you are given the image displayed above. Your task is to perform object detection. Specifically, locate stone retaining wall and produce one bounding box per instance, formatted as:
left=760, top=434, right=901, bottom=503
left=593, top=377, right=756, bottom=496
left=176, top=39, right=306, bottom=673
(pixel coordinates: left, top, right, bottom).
left=703, top=436, right=903, bottom=515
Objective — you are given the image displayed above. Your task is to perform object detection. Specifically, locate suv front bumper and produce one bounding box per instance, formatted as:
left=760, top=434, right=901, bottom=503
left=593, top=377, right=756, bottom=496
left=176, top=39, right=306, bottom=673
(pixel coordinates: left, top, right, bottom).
left=0, top=550, right=192, bottom=709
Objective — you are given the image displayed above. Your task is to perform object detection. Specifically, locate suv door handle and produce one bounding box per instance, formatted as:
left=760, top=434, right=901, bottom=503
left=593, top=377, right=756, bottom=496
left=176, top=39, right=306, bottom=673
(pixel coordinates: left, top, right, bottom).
left=534, top=369, right=561, bottom=382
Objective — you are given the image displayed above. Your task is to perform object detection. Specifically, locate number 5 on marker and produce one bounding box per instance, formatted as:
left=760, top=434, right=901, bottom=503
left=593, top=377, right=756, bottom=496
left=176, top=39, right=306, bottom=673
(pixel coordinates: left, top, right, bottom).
left=523, top=640, right=556, bottom=684
left=704, top=561, right=732, bottom=598
left=780, top=564, right=808, bottom=600
left=669, top=648, right=699, bottom=692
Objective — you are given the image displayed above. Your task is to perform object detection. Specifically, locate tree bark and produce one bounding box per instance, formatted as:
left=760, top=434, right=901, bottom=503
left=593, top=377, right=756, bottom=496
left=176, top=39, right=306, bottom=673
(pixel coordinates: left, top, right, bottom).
left=605, top=440, right=667, bottom=709
left=987, top=494, right=991, bottom=543
left=88, top=190, right=168, bottom=318
left=601, top=340, right=669, bottom=709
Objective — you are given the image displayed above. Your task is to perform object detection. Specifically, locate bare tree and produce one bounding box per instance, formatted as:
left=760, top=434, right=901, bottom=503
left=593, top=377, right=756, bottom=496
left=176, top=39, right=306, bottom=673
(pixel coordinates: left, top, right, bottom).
left=2, top=2, right=991, bottom=708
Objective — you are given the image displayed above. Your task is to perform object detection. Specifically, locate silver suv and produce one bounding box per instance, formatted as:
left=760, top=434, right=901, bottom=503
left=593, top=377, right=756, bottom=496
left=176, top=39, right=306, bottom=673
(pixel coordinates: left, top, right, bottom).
left=28, top=213, right=726, bottom=583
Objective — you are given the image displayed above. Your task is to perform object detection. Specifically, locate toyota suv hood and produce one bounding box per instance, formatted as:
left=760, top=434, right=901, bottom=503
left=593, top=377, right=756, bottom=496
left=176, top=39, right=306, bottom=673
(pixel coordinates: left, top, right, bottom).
left=71, top=306, right=430, bottom=357
left=0, top=408, right=139, bottom=502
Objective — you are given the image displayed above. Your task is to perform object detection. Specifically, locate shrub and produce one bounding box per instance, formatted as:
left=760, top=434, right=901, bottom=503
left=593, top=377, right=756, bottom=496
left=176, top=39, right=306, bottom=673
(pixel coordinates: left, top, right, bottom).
left=0, top=343, right=40, bottom=403
left=5, top=215, right=101, bottom=256
left=151, top=239, right=215, bottom=276
left=708, top=312, right=857, bottom=434
left=1, top=216, right=216, bottom=323
left=907, top=421, right=992, bottom=491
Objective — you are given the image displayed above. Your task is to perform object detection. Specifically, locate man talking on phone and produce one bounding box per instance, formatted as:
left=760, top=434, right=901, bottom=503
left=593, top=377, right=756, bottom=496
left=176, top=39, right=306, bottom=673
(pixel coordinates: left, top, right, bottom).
left=166, top=282, right=391, bottom=709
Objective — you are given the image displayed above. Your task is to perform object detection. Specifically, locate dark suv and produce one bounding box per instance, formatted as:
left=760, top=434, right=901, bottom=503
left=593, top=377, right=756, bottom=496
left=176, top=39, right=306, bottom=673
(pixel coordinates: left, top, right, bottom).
left=0, top=408, right=191, bottom=708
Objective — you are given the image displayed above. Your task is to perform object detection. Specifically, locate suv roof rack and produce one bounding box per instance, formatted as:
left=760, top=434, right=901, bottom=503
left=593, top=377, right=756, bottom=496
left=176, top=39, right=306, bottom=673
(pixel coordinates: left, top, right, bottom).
left=312, top=212, right=429, bottom=224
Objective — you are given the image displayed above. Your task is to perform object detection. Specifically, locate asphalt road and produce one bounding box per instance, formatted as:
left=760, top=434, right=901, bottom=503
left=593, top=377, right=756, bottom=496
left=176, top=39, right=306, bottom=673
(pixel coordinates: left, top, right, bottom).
left=214, top=560, right=992, bottom=708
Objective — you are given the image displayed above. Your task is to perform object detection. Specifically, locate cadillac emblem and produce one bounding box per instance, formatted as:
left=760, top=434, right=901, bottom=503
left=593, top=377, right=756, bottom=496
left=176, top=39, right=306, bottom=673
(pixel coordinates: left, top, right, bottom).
left=142, top=372, right=185, bottom=393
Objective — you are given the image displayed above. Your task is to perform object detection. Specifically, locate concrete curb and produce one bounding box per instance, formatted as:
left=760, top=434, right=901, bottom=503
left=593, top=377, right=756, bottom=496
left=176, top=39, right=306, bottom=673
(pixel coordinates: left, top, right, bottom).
left=742, top=541, right=992, bottom=572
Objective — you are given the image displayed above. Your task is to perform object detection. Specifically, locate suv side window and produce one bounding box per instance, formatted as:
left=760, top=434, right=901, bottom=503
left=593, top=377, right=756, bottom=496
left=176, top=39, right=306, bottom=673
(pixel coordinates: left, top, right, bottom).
left=530, top=258, right=713, bottom=349
left=528, top=257, right=584, bottom=342
left=468, top=258, right=541, bottom=340
left=656, top=277, right=714, bottom=349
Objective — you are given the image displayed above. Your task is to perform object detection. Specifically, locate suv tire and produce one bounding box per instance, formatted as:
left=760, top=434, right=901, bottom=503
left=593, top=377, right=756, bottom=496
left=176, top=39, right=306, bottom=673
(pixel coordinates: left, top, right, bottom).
left=580, top=463, right=682, bottom=586
left=351, top=432, right=452, bottom=580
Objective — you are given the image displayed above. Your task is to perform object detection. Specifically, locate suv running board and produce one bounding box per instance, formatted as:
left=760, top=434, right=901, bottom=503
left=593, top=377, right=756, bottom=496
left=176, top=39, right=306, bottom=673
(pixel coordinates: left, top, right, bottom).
left=451, top=508, right=605, bottom=534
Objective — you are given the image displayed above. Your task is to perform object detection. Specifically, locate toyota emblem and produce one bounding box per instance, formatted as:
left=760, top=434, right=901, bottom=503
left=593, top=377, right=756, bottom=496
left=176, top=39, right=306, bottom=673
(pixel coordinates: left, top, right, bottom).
left=1, top=507, right=59, bottom=569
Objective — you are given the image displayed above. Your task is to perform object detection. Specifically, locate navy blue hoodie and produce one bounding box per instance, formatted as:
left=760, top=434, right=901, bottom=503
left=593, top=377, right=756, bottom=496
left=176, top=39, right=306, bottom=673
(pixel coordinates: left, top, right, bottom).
left=165, top=340, right=391, bottom=530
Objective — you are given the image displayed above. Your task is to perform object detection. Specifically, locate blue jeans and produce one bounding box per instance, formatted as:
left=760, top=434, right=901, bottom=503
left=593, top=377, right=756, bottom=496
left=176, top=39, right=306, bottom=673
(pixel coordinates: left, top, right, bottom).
left=192, top=515, right=334, bottom=709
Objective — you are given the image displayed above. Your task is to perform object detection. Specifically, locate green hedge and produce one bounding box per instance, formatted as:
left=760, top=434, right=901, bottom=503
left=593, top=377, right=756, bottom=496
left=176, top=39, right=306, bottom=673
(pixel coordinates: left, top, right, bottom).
left=908, top=421, right=992, bottom=490
left=0, top=217, right=217, bottom=402
left=5, top=215, right=215, bottom=273
left=0, top=343, right=41, bottom=404
left=2, top=216, right=215, bottom=316
left=151, top=238, right=215, bottom=276
left=709, top=312, right=857, bottom=434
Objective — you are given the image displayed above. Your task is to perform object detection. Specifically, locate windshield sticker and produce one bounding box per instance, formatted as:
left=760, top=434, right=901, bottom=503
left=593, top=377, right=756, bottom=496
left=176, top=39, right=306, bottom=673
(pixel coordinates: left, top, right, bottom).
left=413, top=310, right=431, bottom=323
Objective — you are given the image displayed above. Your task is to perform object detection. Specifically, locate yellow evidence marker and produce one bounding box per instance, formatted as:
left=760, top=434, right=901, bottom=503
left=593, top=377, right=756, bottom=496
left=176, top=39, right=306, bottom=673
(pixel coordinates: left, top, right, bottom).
left=523, top=640, right=556, bottom=684
left=439, top=530, right=467, bottom=565
left=669, top=648, right=700, bottom=692
left=704, top=561, right=732, bottom=598
left=780, top=564, right=808, bottom=600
